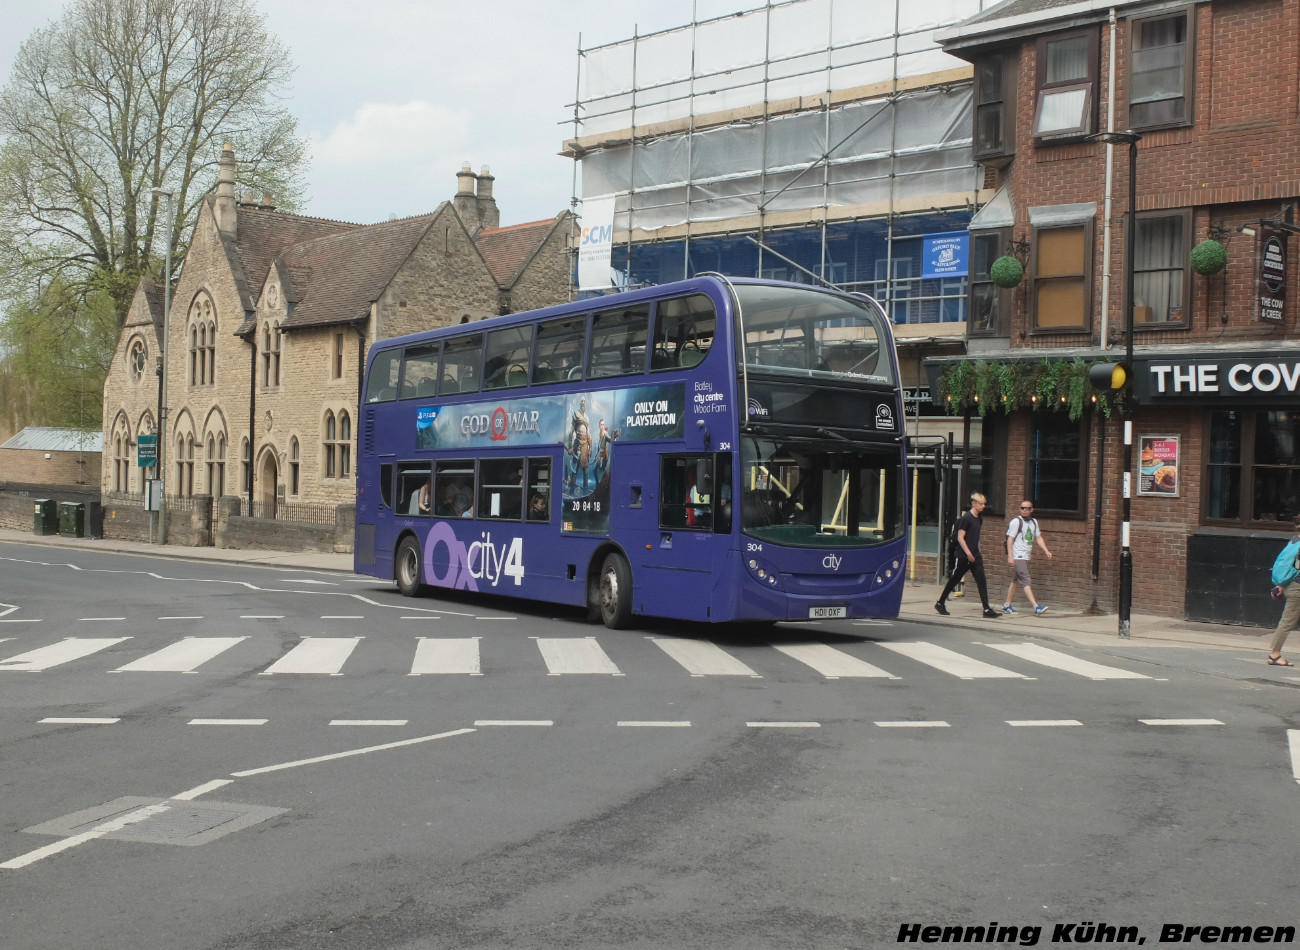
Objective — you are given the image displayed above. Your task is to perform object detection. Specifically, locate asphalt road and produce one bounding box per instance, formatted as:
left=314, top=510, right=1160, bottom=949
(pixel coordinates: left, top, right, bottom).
left=1, top=540, right=1297, bottom=950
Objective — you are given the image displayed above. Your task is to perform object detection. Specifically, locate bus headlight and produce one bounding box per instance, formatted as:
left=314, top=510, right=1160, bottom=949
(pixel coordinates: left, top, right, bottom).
left=746, top=556, right=782, bottom=590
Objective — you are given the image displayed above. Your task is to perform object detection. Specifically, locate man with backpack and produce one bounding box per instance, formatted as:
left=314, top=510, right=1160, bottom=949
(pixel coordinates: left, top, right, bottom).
left=1004, top=500, right=1053, bottom=616
left=935, top=492, right=1001, bottom=619
left=1266, top=514, right=1300, bottom=667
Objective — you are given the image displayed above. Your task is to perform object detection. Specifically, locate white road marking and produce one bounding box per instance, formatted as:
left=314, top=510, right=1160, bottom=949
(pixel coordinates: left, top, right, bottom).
left=158, top=616, right=202, bottom=620
left=536, top=637, right=623, bottom=675
left=240, top=615, right=284, bottom=620
left=113, top=637, right=247, bottom=672
left=261, top=637, right=361, bottom=675
left=1288, top=730, right=1300, bottom=787
left=189, top=718, right=268, bottom=726
left=473, top=720, right=552, bottom=726
left=0, top=620, right=40, bottom=623
left=411, top=637, right=480, bottom=675
left=1007, top=720, right=1084, bottom=727
left=330, top=719, right=409, bottom=726
left=321, top=616, right=364, bottom=620
left=983, top=642, right=1150, bottom=679
left=1, top=803, right=169, bottom=870
left=231, top=727, right=475, bottom=777
left=878, top=642, right=1028, bottom=679
left=773, top=643, right=898, bottom=678
left=1139, top=719, right=1224, bottom=726
left=875, top=721, right=951, bottom=728
left=617, top=721, right=692, bottom=727
left=171, top=779, right=233, bottom=801
left=77, top=617, right=125, bottom=622
left=40, top=717, right=119, bottom=725
left=0, top=638, right=130, bottom=671
left=747, top=721, right=821, bottom=728
left=650, top=637, right=761, bottom=677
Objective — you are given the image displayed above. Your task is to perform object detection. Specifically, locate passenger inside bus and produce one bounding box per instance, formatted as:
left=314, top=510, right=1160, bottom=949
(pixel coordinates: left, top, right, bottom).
left=529, top=492, right=548, bottom=520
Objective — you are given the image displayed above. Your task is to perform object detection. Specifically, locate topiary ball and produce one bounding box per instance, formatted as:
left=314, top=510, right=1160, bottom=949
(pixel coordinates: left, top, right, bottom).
left=990, top=255, right=1024, bottom=288
left=1190, top=239, right=1227, bottom=276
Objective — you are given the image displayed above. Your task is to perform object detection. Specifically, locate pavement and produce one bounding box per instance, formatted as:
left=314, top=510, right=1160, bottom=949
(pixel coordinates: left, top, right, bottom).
left=0, top=527, right=1276, bottom=655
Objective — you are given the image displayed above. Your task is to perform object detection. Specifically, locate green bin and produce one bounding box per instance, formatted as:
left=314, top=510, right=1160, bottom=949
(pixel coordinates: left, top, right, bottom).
left=58, top=501, right=85, bottom=538
left=34, top=499, right=57, bottom=535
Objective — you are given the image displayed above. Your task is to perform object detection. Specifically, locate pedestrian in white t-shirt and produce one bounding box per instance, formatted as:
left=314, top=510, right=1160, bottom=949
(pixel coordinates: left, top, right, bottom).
left=1004, top=501, right=1053, bottom=616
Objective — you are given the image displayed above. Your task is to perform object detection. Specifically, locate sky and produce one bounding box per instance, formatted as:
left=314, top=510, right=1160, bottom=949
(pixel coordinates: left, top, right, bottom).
left=0, top=0, right=747, bottom=228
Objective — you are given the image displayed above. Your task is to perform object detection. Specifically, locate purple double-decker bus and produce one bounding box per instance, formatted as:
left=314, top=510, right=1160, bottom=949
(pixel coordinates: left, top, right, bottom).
left=354, top=275, right=907, bottom=627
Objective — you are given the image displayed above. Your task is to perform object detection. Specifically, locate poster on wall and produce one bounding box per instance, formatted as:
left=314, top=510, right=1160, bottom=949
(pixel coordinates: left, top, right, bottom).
left=1138, top=435, right=1180, bottom=496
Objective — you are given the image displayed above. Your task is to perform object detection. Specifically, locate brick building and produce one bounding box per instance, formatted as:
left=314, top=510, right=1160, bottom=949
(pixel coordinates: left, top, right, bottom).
left=102, top=146, right=571, bottom=537
left=929, top=0, right=1300, bottom=624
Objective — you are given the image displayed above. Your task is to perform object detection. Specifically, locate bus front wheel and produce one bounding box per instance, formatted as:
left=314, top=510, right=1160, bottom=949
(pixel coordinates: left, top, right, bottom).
left=597, top=552, right=633, bottom=629
left=395, top=537, right=424, bottom=597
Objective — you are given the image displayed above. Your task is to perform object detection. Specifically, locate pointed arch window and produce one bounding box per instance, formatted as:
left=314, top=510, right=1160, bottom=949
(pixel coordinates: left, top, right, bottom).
left=339, top=411, right=352, bottom=478
left=324, top=411, right=337, bottom=478
left=289, top=437, right=301, bottom=495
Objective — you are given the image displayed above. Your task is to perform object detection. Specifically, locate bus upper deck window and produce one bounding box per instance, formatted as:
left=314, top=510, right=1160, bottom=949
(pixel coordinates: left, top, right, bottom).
left=401, top=344, right=440, bottom=399
left=440, top=335, right=483, bottom=395
left=364, top=349, right=401, bottom=403
left=534, top=315, right=587, bottom=384
left=653, top=295, right=716, bottom=370
left=589, top=304, right=649, bottom=379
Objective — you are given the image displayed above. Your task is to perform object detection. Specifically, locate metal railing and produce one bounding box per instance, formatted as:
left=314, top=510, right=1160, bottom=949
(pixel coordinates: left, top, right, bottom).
left=246, top=500, right=338, bottom=526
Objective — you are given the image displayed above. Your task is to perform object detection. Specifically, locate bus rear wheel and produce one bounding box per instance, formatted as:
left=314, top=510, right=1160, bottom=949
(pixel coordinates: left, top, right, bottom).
left=597, top=552, right=633, bottom=629
left=395, top=536, right=423, bottom=597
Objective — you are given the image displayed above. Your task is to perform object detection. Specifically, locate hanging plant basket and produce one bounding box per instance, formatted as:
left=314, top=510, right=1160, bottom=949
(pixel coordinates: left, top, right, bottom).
left=990, top=255, right=1025, bottom=288
left=1190, top=239, right=1227, bottom=276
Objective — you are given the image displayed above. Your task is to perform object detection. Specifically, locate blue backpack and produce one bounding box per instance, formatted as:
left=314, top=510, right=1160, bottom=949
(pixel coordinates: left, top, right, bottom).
left=1271, top=537, right=1300, bottom=586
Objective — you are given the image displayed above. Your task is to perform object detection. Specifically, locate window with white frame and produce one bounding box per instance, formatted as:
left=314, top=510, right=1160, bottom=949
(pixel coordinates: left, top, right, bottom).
left=1034, top=30, right=1097, bottom=141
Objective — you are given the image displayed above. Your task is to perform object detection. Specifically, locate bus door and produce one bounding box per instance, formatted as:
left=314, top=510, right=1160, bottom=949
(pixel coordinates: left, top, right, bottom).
left=643, top=454, right=731, bottom=621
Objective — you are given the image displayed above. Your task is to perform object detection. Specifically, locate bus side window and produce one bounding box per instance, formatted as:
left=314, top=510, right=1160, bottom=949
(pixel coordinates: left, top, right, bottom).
left=435, top=460, right=475, bottom=517
left=396, top=462, right=432, bottom=517
left=479, top=458, right=524, bottom=520
left=527, top=457, right=552, bottom=521
left=379, top=463, right=394, bottom=510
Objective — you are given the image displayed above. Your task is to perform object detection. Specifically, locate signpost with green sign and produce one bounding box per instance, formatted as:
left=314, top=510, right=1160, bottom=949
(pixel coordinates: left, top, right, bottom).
left=137, top=434, right=157, bottom=468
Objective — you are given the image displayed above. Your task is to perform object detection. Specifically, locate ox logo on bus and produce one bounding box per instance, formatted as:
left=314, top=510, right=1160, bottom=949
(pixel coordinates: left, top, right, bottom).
left=874, top=404, right=896, bottom=430
left=423, top=521, right=524, bottom=590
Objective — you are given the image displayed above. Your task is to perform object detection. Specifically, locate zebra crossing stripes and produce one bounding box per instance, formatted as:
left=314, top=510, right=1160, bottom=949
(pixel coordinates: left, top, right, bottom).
left=772, top=643, right=897, bottom=679
left=982, top=642, right=1151, bottom=679
left=0, top=634, right=1160, bottom=682
left=260, top=637, right=362, bottom=675
left=534, top=637, right=623, bottom=675
left=0, top=638, right=130, bottom=672
left=878, top=641, right=1031, bottom=679
left=114, top=637, right=247, bottom=673
left=410, top=637, right=481, bottom=675
left=650, top=637, right=762, bottom=677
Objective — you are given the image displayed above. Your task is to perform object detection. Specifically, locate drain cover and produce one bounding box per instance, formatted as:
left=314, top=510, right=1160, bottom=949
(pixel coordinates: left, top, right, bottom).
left=24, top=796, right=287, bottom=846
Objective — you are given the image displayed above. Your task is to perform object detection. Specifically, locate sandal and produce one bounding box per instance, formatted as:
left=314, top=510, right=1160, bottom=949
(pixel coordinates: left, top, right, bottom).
left=1266, top=655, right=1294, bottom=667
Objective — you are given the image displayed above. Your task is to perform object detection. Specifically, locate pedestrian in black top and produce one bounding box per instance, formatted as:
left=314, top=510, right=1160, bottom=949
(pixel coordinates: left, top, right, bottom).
left=935, top=492, right=1000, bottom=619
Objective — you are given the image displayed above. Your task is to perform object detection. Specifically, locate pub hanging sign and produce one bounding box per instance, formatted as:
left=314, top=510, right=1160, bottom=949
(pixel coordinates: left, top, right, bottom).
left=1259, top=230, right=1287, bottom=323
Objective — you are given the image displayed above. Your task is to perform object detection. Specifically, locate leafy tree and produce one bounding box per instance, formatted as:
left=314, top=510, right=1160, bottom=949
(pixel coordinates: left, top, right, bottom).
left=0, top=276, right=120, bottom=431
left=0, top=0, right=308, bottom=429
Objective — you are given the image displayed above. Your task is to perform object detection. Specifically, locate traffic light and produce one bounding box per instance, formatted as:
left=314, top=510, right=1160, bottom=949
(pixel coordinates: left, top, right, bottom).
left=1088, top=361, right=1128, bottom=392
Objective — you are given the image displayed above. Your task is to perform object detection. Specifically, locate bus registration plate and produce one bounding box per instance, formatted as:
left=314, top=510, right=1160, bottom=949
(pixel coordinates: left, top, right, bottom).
left=809, top=605, right=846, bottom=619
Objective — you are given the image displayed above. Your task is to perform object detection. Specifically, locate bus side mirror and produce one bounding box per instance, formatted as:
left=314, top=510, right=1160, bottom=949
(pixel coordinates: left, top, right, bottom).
left=696, top=459, right=712, bottom=495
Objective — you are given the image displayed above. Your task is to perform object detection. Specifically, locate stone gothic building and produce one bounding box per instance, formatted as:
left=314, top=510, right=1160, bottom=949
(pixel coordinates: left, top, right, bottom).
left=102, top=146, right=571, bottom=534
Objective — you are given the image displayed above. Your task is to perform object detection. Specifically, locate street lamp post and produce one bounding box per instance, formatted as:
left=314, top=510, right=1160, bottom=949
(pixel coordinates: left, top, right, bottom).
left=1091, top=130, right=1142, bottom=638
left=151, top=187, right=174, bottom=545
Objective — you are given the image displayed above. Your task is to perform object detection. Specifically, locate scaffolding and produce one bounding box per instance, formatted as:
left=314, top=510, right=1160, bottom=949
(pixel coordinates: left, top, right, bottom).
left=566, top=0, right=994, bottom=321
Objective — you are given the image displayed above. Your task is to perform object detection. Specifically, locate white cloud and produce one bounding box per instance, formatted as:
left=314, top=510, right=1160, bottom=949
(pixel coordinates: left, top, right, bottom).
left=311, top=100, right=469, bottom=166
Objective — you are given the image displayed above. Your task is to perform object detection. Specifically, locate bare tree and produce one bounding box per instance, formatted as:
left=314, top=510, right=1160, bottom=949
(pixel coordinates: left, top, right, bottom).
left=0, top=0, right=309, bottom=320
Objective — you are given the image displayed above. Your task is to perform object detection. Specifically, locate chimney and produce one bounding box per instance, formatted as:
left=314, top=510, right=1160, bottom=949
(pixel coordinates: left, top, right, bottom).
left=476, top=165, right=499, bottom=230
left=214, top=144, right=237, bottom=239
left=453, top=162, right=477, bottom=226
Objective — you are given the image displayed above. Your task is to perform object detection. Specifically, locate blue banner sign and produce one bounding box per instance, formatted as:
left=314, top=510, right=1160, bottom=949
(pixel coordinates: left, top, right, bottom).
left=922, top=232, right=969, bottom=280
